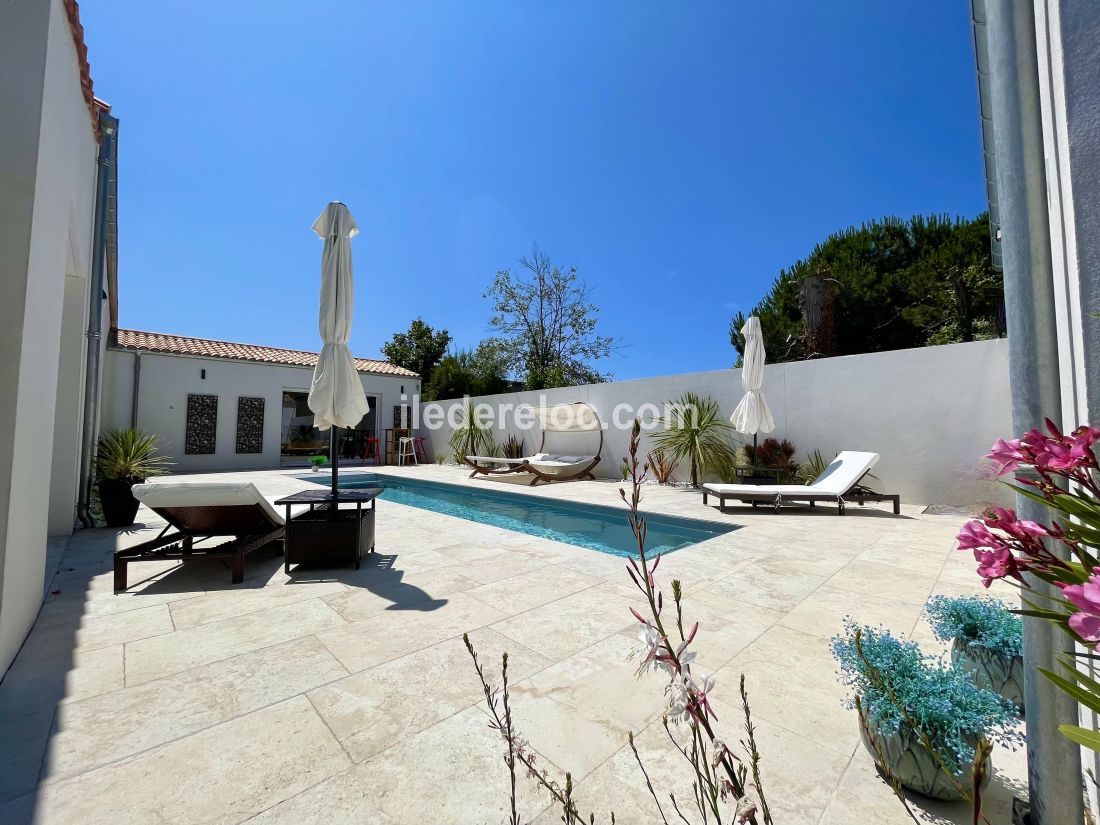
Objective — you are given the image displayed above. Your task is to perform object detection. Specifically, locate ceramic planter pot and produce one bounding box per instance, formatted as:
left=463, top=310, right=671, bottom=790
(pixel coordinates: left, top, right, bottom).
left=98, top=477, right=141, bottom=527
left=953, top=638, right=1025, bottom=714
left=859, top=707, right=991, bottom=802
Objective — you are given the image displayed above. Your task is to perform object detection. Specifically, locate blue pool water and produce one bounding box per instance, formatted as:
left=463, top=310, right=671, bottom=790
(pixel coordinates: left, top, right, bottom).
left=303, top=474, right=734, bottom=557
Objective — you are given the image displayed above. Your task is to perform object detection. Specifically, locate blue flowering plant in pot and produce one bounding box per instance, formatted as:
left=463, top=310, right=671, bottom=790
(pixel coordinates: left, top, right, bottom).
left=925, top=595, right=1024, bottom=713
left=831, top=622, right=1022, bottom=804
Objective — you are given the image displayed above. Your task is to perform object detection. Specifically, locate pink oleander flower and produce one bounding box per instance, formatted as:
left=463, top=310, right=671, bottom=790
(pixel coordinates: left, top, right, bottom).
left=988, top=419, right=1100, bottom=480
left=1064, top=572, right=1100, bottom=644
left=984, top=506, right=1049, bottom=541
left=974, top=546, right=1019, bottom=587
left=988, top=437, right=1027, bottom=476
left=1044, top=425, right=1100, bottom=472
left=956, top=519, right=1002, bottom=550
left=1074, top=425, right=1100, bottom=448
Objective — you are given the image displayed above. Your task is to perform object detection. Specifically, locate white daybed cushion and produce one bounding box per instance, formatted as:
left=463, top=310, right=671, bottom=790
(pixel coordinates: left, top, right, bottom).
left=702, top=451, right=880, bottom=496
left=528, top=454, right=597, bottom=472
left=466, top=455, right=527, bottom=465
left=132, top=481, right=284, bottom=526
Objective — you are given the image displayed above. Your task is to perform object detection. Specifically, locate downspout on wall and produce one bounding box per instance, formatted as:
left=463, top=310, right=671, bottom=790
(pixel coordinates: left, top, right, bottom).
left=970, top=1, right=1082, bottom=822
left=130, top=351, right=141, bottom=428
left=76, top=111, right=117, bottom=528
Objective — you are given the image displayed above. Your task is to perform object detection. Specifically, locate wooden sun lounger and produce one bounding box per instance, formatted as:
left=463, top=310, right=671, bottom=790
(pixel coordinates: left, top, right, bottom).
left=115, top=482, right=288, bottom=591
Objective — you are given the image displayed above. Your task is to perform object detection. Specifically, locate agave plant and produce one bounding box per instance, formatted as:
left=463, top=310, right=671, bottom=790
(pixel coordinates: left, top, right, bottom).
left=95, top=428, right=173, bottom=484
left=449, top=401, right=495, bottom=462
left=651, top=392, right=737, bottom=488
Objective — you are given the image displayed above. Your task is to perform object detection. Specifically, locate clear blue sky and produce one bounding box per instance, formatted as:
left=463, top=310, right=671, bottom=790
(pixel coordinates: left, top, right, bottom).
left=83, top=1, right=985, bottom=381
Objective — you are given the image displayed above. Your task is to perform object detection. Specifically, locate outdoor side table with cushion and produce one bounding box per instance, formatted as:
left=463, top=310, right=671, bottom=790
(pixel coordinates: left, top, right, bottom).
left=275, top=487, right=380, bottom=573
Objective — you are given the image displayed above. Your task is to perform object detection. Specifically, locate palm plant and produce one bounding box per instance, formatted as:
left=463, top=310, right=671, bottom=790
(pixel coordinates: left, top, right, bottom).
left=95, top=428, right=172, bottom=483
left=449, top=400, right=496, bottom=462
left=651, top=392, right=737, bottom=488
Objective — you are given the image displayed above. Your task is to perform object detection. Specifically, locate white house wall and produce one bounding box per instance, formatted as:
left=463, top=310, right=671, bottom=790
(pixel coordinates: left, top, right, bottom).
left=102, top=350, right=418, bottom=473
left=418, top=339, right=1012, bottom=507
left=0, top=0, right=99, bottom=674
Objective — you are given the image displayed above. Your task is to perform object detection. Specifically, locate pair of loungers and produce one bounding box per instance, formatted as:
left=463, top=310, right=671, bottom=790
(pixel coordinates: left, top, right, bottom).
left=702, top=450, right=900, bottom=515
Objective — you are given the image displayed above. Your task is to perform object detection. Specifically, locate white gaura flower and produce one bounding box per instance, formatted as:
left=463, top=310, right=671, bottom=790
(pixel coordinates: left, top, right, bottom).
left=711, top=737, right=728, bottom=768
left=666, top=670, right=718, bottom=725
left=678, top=649, right=697, bottom=675
left=666, top=674, right=695, bottom=724
left=697, top=671, right=716, bottom=695
left=735, top=797, right=758, bottom=824
left=632, top=621, right=665, bottom=676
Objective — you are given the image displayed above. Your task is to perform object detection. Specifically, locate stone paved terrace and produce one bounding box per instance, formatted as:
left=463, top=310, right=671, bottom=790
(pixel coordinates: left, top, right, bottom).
left=0, top=465, right=1025, bottom=824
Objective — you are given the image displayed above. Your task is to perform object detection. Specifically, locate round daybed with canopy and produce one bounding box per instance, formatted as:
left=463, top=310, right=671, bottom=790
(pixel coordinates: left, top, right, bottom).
left=463, top=402, right=603, bottom=485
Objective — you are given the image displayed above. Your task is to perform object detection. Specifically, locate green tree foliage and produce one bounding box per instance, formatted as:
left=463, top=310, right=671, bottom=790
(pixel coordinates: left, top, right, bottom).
left=381, top=318, right=452, bottom=384
left=486, top=245, right=617, bottom=390
left=425, top=342, right=511, bottom=400
left=730, top=214, right=1004, bottom=363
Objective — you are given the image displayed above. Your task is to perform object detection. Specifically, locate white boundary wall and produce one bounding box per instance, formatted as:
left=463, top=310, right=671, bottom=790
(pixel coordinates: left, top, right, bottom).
left=418, top=339, right=1012, bottom=507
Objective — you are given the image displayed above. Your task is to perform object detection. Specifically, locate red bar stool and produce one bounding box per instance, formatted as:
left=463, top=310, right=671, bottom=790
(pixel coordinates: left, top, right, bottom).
left=360, top=436, right=380, bottom=466
left=414, top=436, right=430, bottom=463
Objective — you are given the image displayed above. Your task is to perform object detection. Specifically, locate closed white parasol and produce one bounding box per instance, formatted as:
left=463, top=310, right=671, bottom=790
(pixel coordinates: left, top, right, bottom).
left=307, top=202, right=370, bottom=494
left=729, top=315, right=775, bottom=463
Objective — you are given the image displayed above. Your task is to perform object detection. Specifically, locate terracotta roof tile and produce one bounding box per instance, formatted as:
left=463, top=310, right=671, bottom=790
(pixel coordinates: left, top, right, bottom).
left=64, top=0, right=100, bottom=139
left=111, top=329, right=419, bottom=378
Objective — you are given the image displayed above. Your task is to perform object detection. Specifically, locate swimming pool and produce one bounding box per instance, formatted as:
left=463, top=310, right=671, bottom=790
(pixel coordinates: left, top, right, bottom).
left=302, top=474, right=735, bottom=558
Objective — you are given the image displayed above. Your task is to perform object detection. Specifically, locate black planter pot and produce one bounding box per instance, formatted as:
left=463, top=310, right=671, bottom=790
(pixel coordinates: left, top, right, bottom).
left=98, top=478, right=141, bottom=527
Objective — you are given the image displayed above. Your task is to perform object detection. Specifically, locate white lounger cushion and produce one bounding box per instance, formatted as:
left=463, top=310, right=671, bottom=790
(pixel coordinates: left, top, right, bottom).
left=703, top=451, right=880, bottom=497
left=132, top=481, right=285, bottom=526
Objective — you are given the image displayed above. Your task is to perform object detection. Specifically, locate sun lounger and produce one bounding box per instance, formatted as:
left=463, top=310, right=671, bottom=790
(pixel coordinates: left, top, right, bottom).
left=465, top=403, right=603, bottom=485
left=115, top=481, right=288, bottom=591
left=702, top=451, right=899, bottom=515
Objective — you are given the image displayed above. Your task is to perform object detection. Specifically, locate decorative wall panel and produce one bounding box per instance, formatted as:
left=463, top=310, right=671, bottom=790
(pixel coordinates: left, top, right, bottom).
left=235, top=396, right=265, bottom=454
left=185, top=394, right=218, bottom=455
